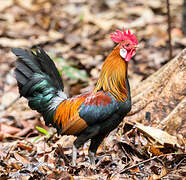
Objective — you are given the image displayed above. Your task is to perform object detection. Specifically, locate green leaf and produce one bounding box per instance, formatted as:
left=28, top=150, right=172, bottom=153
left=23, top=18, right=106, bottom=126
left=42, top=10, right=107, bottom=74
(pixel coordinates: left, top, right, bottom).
left=36, top=126, right=48, bottom=136
left=53, top=57, right=65, bottom=62
left=62, top=65, right=88, bottom=81
left=52, top=57, right=88, bottom=81
left=79, top=13, right=84, bottom=22
left=32, top=136, right=42, bottom=143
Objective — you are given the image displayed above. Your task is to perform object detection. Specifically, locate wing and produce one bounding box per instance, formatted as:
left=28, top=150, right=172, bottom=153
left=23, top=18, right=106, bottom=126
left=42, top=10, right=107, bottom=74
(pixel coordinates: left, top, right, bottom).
left=54, top=91, right=118, bottom=135
left=54, top=92, right=90, bottom=135
left=79, top=91, right=119, bottom=126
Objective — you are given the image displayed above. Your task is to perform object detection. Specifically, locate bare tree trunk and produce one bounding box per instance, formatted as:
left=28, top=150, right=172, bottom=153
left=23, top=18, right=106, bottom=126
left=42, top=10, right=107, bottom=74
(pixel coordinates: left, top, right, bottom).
left=182, top=0, right=186, bottom=34
left=125, top=49, right=186, bottom=137
left=166, top=0, right=172, bottom=59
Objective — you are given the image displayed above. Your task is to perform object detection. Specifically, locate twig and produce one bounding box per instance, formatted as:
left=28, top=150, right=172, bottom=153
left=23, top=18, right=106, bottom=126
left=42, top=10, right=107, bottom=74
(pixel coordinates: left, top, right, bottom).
left=119, top=153, right=185, bottom=174
left=120, top=155, right=159, bottom=174
left=182, top=0, right=186, bottom=34
left=166, top=0, right=172, bottom=60
left=174, top=157, right=186, bottom=170
left=57, top=144, right=70, bottom=166
left=5, top=145, right=16, bottom=161
left=3, top=96, right=20, bottom=110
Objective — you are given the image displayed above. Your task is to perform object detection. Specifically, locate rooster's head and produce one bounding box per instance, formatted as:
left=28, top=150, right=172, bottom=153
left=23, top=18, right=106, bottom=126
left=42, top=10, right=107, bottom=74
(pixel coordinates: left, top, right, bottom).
left=110, top=27, right=138, bottom=62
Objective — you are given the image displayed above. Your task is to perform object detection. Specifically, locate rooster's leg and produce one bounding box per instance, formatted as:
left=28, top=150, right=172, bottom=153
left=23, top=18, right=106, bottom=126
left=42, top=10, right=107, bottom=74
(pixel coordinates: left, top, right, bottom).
left=72, top=144, right=78, bottom=166
left=72, top=126, right=100, bottom=166
left=89, top=134, right=106, bottom=165
left=88, top=151, right=96, bottom=165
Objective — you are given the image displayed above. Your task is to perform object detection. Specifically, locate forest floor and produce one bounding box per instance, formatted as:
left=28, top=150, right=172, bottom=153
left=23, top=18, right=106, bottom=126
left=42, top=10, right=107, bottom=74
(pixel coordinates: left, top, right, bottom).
left=0, top=0, right=185, bottom=179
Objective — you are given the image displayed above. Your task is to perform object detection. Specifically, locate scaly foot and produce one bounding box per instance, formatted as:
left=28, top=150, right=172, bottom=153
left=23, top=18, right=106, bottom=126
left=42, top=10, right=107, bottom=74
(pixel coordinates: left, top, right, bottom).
left=88, top=150, right=96, bottom=166
left=72, top=144, right=77, bottom=166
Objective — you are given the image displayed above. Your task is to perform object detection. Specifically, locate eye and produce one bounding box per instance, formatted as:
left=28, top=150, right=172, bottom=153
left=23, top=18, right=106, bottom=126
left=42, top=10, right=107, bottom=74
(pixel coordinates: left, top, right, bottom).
left=125, top=43, right=130, bottom=47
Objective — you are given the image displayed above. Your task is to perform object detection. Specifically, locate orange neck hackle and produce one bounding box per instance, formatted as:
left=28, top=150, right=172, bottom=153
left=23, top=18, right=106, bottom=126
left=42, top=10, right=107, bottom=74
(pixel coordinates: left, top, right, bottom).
left=94, top=45, right=128, bottom=102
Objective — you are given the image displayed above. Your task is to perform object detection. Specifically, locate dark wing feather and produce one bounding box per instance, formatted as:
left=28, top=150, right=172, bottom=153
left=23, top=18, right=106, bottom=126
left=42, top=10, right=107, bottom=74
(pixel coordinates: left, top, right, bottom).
left=79, top=91, right=119, bottom=126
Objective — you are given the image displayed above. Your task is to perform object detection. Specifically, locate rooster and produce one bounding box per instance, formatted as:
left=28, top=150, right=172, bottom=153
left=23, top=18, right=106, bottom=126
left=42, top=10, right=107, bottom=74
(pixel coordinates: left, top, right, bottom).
left=12, top=28, right=138, bottom=166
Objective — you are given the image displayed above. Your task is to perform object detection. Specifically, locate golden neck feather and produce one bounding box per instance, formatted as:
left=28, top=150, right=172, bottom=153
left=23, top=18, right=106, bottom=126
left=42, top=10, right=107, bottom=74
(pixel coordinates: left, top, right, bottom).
left=94, top=45, right=128, bottom=102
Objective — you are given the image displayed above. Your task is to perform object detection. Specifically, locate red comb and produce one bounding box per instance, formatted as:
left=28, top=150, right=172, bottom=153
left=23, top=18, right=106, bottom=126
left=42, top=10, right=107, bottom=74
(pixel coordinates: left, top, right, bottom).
left=110, top=27, right=138, bottom=45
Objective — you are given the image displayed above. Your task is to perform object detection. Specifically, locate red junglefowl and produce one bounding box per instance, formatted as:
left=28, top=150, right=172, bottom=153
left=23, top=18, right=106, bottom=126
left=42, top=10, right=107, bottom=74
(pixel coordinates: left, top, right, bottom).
left=12, top=28, right=138, bottom=166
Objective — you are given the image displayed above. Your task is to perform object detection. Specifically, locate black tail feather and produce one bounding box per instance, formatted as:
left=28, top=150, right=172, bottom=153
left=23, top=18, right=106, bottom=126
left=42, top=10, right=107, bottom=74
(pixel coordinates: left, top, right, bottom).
left=12, top=47, right=66, bottom=126
left=35, top=48, right=64, bottom=90
left=12, top=48, right=41, bottom=73
left=12, top=48, right=64, bottom=95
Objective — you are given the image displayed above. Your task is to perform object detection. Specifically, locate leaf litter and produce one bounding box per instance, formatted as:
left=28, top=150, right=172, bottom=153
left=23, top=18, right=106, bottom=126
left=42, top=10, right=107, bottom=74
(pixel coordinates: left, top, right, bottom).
left=0, top=0, right=185, bottom=179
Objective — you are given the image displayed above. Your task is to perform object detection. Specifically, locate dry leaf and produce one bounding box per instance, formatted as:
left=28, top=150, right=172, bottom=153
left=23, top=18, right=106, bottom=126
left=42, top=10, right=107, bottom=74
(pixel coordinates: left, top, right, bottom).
left=14, top=152, right=30, bottom=165
left=135, top=123, right=180, bottom=148
left=0, top=123, right=20, bottom=135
